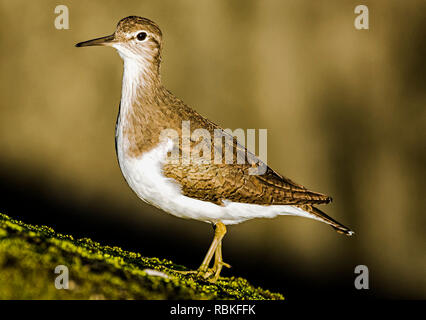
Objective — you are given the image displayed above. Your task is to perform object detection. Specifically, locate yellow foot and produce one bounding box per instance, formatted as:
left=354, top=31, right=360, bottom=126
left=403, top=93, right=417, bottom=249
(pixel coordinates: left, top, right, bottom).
left=172, top=265, right=230, bottom=283
left=173, top=221, right=230, bottom=283
left=202, top=261, right=231, bottom=282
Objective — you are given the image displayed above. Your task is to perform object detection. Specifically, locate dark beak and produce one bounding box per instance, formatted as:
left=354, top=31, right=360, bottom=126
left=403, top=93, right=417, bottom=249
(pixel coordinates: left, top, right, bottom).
left=75, top=34, right=115, bottom=47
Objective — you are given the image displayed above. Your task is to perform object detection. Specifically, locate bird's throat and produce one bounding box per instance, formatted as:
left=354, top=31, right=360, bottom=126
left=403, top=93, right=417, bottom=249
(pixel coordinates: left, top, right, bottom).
left=121, top=58, right=161, bottom=108
left=117, top=57, right=168, bottom=158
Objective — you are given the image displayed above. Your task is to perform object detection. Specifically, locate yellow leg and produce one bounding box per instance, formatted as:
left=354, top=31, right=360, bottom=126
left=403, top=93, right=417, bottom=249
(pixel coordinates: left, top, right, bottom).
left=172, top=222, right=229, bottom=281
left=198, top=222, right=226, bottom=273
left=199, top=222, right=231, bottom=282
left=204, top=241, right=231, bottom=282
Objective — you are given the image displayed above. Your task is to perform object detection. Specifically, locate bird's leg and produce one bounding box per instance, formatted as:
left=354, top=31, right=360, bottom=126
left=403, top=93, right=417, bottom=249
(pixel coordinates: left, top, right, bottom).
left=197, top=222, right=227, bottom=277
left=203, top=240, right=231, bottom=282
left=170, top=224, right=218, bottom=275
left=171, top=222, right=228, bottom=279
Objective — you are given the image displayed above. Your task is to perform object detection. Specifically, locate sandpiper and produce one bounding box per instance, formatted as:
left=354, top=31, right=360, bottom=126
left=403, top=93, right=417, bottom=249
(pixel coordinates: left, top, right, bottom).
left=76, top=16, right=353, bottom=282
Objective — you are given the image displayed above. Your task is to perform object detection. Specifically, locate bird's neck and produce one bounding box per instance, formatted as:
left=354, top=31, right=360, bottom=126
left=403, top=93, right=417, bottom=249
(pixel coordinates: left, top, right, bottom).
left=120, top=58, right=163, bottom=109
left=117, top=58, right=173, bottom=157
left=118, top=57, right=174, bottom=140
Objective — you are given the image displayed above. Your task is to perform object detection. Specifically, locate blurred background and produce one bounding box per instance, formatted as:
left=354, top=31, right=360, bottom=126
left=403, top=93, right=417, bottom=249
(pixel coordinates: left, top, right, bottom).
left=0, top=0, right=424, bottom=300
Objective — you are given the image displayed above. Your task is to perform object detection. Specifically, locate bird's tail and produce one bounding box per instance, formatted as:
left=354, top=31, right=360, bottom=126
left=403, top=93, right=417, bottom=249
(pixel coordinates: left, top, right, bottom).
left=298, top=204, right=354, bottom=236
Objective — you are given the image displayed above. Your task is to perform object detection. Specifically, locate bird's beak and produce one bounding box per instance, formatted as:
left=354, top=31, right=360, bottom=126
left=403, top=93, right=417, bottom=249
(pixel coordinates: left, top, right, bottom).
left=75, top=34, right=115, bottom=47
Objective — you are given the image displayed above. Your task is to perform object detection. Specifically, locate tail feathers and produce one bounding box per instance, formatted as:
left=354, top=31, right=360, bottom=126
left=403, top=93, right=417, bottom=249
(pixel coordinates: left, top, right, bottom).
left=299, top=205, right=354, bottom=236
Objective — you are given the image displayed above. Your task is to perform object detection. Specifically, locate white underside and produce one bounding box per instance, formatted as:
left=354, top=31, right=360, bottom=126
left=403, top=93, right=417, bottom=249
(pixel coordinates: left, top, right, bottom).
left=116, top=137, right=324, bottom=225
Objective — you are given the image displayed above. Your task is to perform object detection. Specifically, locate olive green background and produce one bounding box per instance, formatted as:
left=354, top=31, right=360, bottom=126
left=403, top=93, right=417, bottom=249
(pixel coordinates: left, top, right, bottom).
left=0, top=0, right=424, bottom=299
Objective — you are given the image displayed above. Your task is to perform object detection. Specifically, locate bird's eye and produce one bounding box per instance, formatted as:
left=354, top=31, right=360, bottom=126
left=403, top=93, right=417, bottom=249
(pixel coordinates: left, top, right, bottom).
left=137, top=32, right=147, bottom=41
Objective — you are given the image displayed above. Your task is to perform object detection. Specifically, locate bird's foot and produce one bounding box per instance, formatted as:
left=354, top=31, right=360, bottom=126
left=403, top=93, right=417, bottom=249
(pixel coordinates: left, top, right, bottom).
left=201, top=261, right=231, bottom=283
left=172, top=222, right=230, bottom=283
left=170, top=262, right=230, bottom=283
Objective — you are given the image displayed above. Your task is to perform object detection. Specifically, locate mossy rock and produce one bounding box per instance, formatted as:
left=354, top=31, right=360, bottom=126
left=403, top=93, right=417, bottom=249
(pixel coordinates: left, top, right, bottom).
left=0, top=213, right=284, bottom=300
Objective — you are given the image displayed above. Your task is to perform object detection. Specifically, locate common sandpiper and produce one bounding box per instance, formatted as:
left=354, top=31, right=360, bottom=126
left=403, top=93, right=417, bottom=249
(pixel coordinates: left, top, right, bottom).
left=76, top=16, right=353, bottom=282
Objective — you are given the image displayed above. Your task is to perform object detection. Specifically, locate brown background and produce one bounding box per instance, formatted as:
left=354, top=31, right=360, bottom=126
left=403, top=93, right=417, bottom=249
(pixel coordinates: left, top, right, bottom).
left=0, top=0, right=424, bottom=299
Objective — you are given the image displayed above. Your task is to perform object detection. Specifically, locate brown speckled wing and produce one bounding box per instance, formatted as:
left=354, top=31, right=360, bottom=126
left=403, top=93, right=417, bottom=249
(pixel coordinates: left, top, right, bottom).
left=162, top=104, right=332, bottom=206
left=163, top=162, right=331, bottom=206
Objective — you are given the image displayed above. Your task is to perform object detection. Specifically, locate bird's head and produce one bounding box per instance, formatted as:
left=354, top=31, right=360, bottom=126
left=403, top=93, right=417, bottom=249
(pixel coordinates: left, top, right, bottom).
left=76, top=16, right=163, bottom=67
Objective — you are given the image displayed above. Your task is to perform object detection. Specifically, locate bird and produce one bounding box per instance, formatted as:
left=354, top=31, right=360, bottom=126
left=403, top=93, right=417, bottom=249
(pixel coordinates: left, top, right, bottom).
left=76, top=16, right=353, bottom=282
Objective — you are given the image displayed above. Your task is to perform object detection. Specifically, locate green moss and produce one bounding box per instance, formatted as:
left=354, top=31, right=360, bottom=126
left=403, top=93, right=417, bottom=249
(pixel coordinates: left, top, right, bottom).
left=0, top=213, right=284, bottom=300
